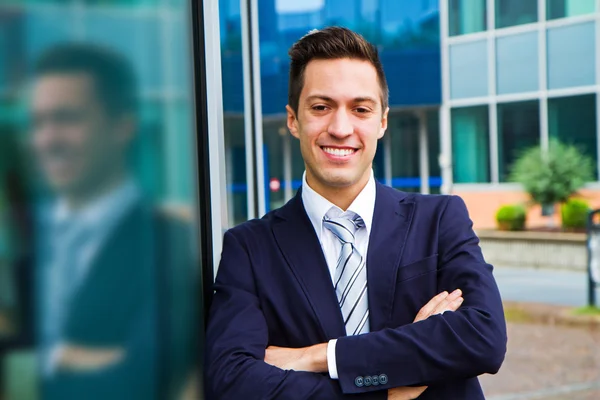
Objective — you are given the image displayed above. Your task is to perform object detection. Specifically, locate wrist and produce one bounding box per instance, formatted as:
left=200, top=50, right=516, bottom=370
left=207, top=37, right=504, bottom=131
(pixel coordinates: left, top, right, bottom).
left=304, top=343, right=328, bottom=373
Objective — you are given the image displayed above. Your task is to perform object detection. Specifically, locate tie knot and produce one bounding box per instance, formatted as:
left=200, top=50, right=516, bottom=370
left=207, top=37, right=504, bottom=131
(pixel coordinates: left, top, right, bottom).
left=323, top=214, right=364, bottom=244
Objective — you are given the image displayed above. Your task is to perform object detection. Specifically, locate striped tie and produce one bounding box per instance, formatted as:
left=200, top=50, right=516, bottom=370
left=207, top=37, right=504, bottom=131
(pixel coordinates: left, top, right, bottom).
left=323, top=214, right=370, bottom=336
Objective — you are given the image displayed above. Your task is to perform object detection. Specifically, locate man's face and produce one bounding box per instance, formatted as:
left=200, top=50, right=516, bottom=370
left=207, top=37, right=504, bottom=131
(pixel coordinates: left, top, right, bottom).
left=287, top=58, right=388, bottom=195
left=31, top=74, right=130, bottom=196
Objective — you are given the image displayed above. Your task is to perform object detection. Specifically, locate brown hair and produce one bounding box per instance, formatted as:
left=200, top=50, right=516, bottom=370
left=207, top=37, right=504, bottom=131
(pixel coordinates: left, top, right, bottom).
left=288, top=26, right=389, bottom=115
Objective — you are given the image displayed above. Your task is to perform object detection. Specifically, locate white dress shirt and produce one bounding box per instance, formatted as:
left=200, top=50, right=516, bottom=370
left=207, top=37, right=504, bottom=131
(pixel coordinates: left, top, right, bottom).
left=301, top=170, right=376, bottom=380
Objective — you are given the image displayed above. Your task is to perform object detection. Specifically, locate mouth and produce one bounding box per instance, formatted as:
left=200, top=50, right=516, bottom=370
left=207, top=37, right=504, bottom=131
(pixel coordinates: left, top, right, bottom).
left=320, top=146, right=358, bottom=159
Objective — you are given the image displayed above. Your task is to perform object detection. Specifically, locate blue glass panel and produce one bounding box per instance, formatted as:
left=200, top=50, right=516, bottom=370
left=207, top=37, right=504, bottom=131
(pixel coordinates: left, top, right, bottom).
left=496, top=32, right=539, bottom=95
left=449, top=40, right=488, bottom=99
left=547, top=22, right=596, bottom=89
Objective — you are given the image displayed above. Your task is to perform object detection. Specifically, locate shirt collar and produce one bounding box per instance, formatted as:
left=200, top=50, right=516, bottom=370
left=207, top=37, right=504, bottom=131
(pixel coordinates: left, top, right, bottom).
left=301, top=170, right=376, bottom=241
left=53, top=179, right=140, bottom=230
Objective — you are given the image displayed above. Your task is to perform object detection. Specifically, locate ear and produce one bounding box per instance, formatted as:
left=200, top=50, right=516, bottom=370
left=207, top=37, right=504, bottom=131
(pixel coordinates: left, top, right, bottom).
left=286, top=105, right=300, bottom=139
left=378, top=106, right=389, bottom=140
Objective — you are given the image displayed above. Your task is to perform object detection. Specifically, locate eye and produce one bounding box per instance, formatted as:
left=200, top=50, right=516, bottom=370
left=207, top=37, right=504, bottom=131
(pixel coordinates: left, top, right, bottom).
left=354, top=107, right=371, bottom=114
left=312, top=105, right=328, bottom=112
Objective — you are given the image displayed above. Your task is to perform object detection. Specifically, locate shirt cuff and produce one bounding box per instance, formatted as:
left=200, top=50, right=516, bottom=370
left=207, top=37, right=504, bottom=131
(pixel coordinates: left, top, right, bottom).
left=327, top=339, right=339, bottom=379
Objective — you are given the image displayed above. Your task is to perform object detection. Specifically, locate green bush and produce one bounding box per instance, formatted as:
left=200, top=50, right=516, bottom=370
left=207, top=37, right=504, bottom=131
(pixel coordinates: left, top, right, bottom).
left=496, top=204, right=527, bottom=231
left=561, top=198, right=590, bottom=229
left=509, top=140, right=595, bottom=207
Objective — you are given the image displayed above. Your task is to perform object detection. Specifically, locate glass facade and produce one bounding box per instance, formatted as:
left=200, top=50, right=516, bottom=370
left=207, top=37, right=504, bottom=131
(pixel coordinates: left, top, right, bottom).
left=452, top=106, right=490, bottom=183
left=549, top=94, right=598, bottom=176
left=495, top=0, right=538, bottom=29
left=496, top=32, right=539, bottom=95
left=547, top=0, right=596, bottom=20
left=497, top=101, right=541, bottom=182
left=448, top=0, right=487, bottom=37
left=449, top=40, right=489, bottom=99
left=0, top=1, right=202, bottom=399
left=547, top=22, right=596, bottom=90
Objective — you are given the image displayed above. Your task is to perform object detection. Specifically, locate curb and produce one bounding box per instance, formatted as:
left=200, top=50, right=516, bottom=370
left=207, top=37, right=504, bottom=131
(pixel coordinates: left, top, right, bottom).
left=503, top=301, right=600, bottom=328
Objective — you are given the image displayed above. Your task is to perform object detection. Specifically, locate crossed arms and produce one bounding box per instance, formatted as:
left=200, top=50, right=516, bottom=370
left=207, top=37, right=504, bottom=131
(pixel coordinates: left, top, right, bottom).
left=205, top=196, right=507, bottom=399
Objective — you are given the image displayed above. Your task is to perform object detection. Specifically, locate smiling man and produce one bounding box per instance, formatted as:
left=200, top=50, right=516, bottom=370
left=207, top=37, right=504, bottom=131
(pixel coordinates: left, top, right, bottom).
left=205, top=27, right=507, bottom=399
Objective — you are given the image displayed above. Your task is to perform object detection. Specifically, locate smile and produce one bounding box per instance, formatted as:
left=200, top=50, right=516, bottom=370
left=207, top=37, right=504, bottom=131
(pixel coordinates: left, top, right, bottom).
left=321, top=147, right=357, bottom=157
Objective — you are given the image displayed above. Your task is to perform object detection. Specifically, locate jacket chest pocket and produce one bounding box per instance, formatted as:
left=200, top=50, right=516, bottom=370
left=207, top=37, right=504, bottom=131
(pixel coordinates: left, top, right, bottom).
left=391, top=254, right=438, bottom=325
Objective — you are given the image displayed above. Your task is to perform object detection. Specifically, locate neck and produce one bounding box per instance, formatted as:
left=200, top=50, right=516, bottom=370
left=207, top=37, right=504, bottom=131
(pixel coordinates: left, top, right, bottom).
left=306, top=170, right=371, bottom=211
left=63, top=170, right=127, bottom=211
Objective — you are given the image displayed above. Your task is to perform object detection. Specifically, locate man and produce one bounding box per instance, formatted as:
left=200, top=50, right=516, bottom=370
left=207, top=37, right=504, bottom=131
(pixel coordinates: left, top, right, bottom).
left=205, top=27, right=507, bottom=399
left=31, top=44, right=196, bottom=399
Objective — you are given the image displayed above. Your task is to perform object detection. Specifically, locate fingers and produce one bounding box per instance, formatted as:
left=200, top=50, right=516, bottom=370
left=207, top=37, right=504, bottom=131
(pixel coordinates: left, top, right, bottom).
left=413, top=291, right=449, bottom=322
left=414, top=289, right=464, bottom=323
left=388, top=386, right=428, bottom=400
left=432, top=289, right=463, bottom=315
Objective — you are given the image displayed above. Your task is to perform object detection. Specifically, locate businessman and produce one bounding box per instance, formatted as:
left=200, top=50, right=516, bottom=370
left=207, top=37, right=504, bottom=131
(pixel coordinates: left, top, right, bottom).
left=205, top=27, right=507, bottom=399
left=31, top=44, right=196, bottom=399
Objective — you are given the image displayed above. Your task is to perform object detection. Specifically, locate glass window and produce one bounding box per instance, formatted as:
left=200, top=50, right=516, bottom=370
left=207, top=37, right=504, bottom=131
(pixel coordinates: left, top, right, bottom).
left=496, top=32, right=539, bottom=95
left=497, top=101, right=541, bottom=182
left=547, top=0, right=596, bottom=20
left=549, top=94, right=598, bottom=176
left=220, top=0, right=250, bottom=226
left=452, top=106, right=490, bottom=183
left=495, top=0, right=538, bottom=29
left=547, top=22, right=596, bottom=90
left=427, top=110, right=442, bottom=193
left=0, top=2, right=202, bottom=399
left=389, top=112, right=421, bottom=192
left=449, top=40, right=489, bottom=99
left=449, top=0, right=487, bottom=36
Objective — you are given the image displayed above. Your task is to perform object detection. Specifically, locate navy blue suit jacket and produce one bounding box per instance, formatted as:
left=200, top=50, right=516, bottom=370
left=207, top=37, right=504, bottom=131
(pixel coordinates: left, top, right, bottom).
left=205, top=183, right=507, bottom=399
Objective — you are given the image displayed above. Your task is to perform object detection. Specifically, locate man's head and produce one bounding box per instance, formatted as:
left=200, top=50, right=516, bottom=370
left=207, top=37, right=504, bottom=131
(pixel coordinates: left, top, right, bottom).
left=286, top=27, right=389, bottom=204
left=31, top=44, right=137, bottom=200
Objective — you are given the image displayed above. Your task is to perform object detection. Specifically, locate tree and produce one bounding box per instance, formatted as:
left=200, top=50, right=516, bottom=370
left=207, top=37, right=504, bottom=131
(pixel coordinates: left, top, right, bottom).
left=509, top=139, right=594, bottom=215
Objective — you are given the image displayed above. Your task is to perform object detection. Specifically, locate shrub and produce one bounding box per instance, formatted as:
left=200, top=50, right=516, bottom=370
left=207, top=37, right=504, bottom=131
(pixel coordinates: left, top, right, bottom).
left=496, top=204, right=527, bottom=231
left=561, top=198, right=590, bottom=230
left=509, top=140, right=595, bottom=207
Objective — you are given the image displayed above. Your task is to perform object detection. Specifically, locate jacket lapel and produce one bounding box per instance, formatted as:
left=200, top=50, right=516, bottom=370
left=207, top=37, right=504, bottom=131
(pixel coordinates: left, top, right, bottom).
left=367, top=183, right=414, bottom=330
left=272, top=191, right=346, bottom=340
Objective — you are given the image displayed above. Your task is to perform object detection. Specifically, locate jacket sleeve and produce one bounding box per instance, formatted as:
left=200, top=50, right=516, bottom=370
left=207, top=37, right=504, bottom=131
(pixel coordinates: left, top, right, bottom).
left=334, top=195, right=507, bottom=394
left=204, top=230, right=387, bottom=400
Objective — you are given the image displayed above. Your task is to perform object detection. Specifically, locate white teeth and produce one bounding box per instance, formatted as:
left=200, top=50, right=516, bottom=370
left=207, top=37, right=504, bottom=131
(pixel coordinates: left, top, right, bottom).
left=322, top=147, right=355, bottom=156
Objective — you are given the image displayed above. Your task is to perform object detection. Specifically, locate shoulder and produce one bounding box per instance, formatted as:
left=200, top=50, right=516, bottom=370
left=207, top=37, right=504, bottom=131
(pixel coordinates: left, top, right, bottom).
left=377, top=184, right=468, bottom=216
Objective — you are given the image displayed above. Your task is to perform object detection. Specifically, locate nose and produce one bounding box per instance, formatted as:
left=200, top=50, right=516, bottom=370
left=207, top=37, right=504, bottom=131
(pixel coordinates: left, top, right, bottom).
left=327, top=108, right=353, bottom=138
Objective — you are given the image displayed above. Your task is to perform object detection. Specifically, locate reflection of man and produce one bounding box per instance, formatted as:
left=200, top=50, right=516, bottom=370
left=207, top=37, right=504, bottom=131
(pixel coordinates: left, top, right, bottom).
left=206, top=27, right=506, bottom=399
left=31, top=44, right=195, bottom=399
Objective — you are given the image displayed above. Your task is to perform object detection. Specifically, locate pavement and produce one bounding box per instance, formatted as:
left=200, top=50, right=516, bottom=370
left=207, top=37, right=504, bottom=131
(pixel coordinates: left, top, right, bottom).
left=477, top=266, right=600, bottom=400
left=493, top=266, right=600, bottom=307
left=480, top=322, right=600, bottom=400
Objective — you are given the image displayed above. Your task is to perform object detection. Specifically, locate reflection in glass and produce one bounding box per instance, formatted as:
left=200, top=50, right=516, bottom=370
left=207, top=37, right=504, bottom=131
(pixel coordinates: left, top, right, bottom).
left=452, top=106, right=490, bottom=183
left=549, top=94, right=598, bottom=176
left=547, top=22, right=596, bottom=90
left=496, top=32, right=539, bottom=95
left=389, top=112, right=421, bottom=193
left=449, top=40, right=489, bottom=99
left=495, top=0, right=538, bottom=29
left=448, top=0, right=487, bottom=36
left=498, top=101, right=540, bottom=182
left=0, top=2, right=200, bottom=399
left=220, top=0, right=249, bottom=226
left=547, top=0, right=596, bottom=20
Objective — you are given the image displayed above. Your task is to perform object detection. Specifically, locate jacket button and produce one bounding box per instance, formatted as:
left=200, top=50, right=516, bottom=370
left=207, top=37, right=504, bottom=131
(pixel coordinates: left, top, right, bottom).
left=379, top=374, right=388, bottom=385
left=355, top=376, right=364, bottom=387
left=371, top=375, right=379, bottom=386
left=364, top=376, right=372, bottom=387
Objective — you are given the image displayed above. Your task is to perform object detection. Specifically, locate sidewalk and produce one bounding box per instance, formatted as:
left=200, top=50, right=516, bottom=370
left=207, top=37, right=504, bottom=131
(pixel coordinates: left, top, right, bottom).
left=480, top=302, right=600, bottom=400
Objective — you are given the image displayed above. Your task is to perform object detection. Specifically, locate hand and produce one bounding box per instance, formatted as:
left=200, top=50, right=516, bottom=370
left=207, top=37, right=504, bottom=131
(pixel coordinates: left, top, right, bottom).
left=413, top=289, right=463, bottom=323
left=58, top=344, right=124, bottom=371
left=264, top=343, right=328, bottom=373
left=388, top=386, right=428, bottom=399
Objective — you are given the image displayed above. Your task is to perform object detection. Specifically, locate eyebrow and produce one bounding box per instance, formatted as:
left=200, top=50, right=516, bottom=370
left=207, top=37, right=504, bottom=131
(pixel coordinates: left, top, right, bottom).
left=305, top=95, right=379, bottom=105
